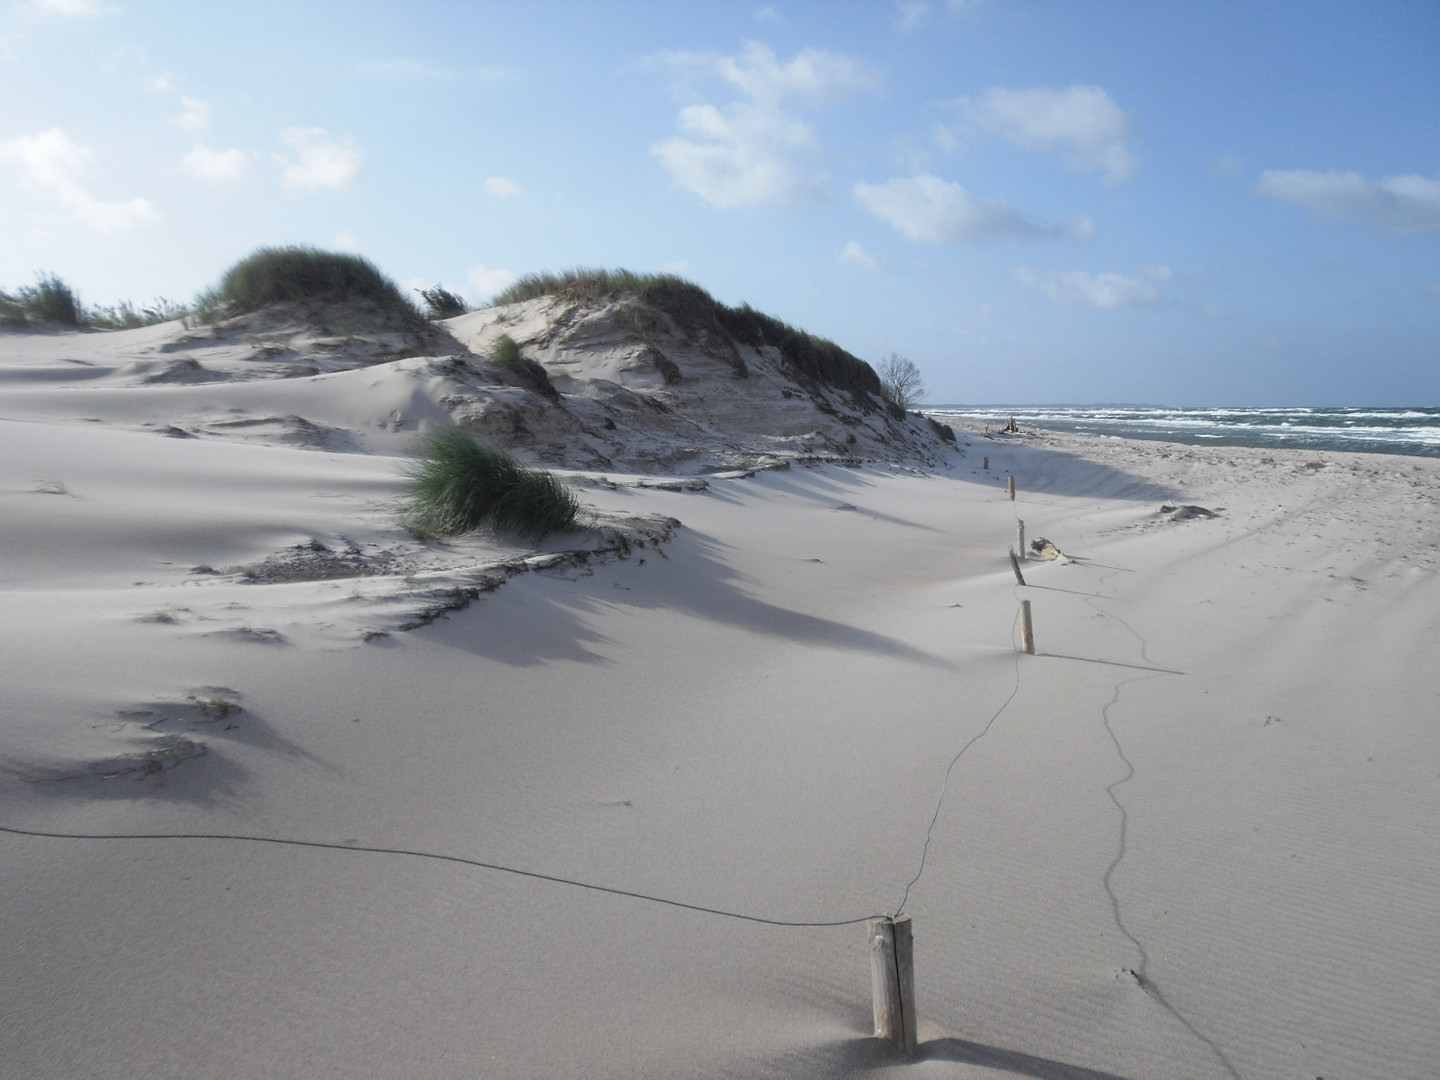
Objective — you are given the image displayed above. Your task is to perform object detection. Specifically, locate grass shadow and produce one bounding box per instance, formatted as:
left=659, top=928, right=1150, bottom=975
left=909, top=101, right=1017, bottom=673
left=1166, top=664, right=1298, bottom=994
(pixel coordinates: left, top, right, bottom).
left=419, top=527, right=958, bottom=671
left=738, top=465, right=947, bottom=532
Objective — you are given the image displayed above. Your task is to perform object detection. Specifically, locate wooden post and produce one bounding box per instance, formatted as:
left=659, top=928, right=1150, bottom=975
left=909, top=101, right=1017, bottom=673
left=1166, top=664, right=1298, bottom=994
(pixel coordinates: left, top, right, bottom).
left=1016, top=519, right=1025, bottom=560
left=868, top=916, right=917, bottom=1054
left=1009, top=547, right=1026, bottom=586
left=983, top=456, right=989, bottom=471
left=1006, top=475, right=1016, bottom=500
left=1019, top=599, right=1035, bottom=654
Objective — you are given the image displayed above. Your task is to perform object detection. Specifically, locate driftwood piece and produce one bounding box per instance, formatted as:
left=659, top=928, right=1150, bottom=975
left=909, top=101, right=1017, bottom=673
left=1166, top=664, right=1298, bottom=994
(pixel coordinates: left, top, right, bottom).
left=1030, top=537, right=1064, bottom=560
left=1160, top=503, right=1218, bottom=520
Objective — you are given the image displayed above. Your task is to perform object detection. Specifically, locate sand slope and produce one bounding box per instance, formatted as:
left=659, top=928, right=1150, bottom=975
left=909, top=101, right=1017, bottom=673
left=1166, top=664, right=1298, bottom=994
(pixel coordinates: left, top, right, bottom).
left=3, top=323, right=1438, bottom=1078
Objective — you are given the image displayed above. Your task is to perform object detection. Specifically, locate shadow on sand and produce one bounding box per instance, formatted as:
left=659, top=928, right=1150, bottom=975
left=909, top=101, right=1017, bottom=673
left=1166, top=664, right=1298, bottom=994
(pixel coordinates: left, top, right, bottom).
left=821, top=1035, right=1136, bottom=1079
left=419, top=526, right=961, bottom=672
left=965, top=437, right=1184, bottom=504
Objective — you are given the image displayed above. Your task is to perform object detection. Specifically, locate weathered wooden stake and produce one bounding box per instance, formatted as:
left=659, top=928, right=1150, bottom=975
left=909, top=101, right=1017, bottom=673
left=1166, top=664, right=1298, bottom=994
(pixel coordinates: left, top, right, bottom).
left=983, top=456, right=989, bottom=471
left=1019, top=599, right=1035, bottom=654
left=1016, top=519, right=1025, bottom=560
left=1006, top=475, right=1016, bottom=500
left=1009, top=547, right=1026, bottom=586
left=868, top=916, right=917, bottom=1054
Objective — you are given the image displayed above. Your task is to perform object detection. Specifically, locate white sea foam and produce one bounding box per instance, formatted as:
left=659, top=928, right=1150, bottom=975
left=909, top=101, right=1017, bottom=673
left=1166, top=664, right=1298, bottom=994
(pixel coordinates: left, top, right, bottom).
left=928, top=405, right=1440, bottom=456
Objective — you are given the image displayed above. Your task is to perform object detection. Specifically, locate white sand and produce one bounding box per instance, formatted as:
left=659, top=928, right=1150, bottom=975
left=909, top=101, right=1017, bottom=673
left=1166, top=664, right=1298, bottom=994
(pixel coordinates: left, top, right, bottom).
left=3, top=325, right=1438, bottom=1078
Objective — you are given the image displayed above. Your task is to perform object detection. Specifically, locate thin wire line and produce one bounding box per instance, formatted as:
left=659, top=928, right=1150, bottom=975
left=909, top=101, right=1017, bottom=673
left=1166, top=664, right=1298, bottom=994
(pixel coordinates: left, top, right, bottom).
left=1082, top=581, right=1243, bottom=1079
left=892, top=599, right=1024, bottom=916
left=0, top=825, right=881, bottom=929
left=1, top=488, right=1037, bottom=933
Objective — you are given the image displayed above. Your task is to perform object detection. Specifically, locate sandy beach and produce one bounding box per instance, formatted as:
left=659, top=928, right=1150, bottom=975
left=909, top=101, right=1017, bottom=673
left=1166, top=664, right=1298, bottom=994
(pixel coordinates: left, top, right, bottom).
left=3, top=319, right=1438, bottom=1079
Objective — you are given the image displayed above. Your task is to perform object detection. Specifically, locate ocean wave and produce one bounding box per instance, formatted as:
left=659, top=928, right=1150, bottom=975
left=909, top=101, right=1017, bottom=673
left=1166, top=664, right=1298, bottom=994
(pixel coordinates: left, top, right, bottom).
left=927, top=405, right=1440, bottom=457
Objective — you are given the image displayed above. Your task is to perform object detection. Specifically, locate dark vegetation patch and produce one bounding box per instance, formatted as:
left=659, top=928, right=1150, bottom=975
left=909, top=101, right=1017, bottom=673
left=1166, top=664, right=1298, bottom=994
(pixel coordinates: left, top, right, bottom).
left=1, top=272, right=82, bottom=327
left=86, top=297, right=190, bottom=329
left=208, top=246, right=424, bottom=329
left=492, top=267, right=883, bottom=402
left=640, top=343, right=683, bottom=385
left=490, top=333, right=559, bottom=401
left=4, top=251, right=427, bottom=335
left=926, top=415, right=958, bottom=443
left=418, top=285, right=469, bottom=319
left=715, top=302, right=882, bottom=405
left=401, top=427, right=579, bottom=542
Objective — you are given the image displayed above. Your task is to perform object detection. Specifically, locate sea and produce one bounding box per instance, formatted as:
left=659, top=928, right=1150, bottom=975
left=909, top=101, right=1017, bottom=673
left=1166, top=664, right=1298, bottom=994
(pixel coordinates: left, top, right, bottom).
left=926, top=405, right=1440, bottom=459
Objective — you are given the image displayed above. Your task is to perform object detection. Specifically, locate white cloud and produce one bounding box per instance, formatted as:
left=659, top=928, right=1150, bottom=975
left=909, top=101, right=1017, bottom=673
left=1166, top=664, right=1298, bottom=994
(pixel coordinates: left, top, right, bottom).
left=0, top=130, right=81, bottom=188
left=182, top=143, right=250, bottom=183
left=1256, top=169, right=1440, bottom=234
left=485, top=176, right=522, bottom=197
left=0, top=128, right=158, bottom=231
left=651, top=42, right=877, bottom=210
left=960, top=85, right=1137, bottom=183
left=931, top=119, right=960, bottom=156
left=654, top=101, right=822, bottom=209
left=153, top=86, right=250, bottom=185
left=894, top=0, right=929, bottom=32
left=333, top=230, right=363, bottom=251
left=171, top=96, right=211, bottom=139
left=716, top=41, right=878, bottom=106
left=275, top=127, right=361, bottom=194
left=1016, top=265, right=1172, bottom=309
left=755, top=5, right=781, bottom=21
left=840, top=240, right=884, bottom=270
left=72, top=193, right=155, bottom=231
left=17, top=0, right=114, bottom=17
left=468, top=264, right=516, bottom=301
left=854, top=173, right=1050, bottom=243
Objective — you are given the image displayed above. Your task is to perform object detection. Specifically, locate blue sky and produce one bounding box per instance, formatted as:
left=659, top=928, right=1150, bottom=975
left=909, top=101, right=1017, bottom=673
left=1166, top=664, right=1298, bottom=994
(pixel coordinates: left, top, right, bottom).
left=2, top=1, right=1437, bottom=406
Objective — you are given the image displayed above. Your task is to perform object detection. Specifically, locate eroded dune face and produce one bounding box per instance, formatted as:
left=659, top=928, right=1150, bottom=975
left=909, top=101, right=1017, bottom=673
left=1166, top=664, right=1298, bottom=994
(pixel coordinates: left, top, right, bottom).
left=0, top=294, right=953, bottom=473
left=406, top=292, right=950, bottom=471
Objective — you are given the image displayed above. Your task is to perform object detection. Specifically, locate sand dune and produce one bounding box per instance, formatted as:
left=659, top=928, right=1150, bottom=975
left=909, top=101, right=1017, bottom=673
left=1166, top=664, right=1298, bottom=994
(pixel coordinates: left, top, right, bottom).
left=2, top=315, right=1437, bottom=1078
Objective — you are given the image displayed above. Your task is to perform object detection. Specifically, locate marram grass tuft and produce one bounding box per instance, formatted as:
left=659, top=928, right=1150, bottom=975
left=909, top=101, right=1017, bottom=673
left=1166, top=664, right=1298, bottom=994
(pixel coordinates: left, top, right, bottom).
left=216, top=246, right=422, bottom=325
left=401, top=428, right=578, bottom=542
